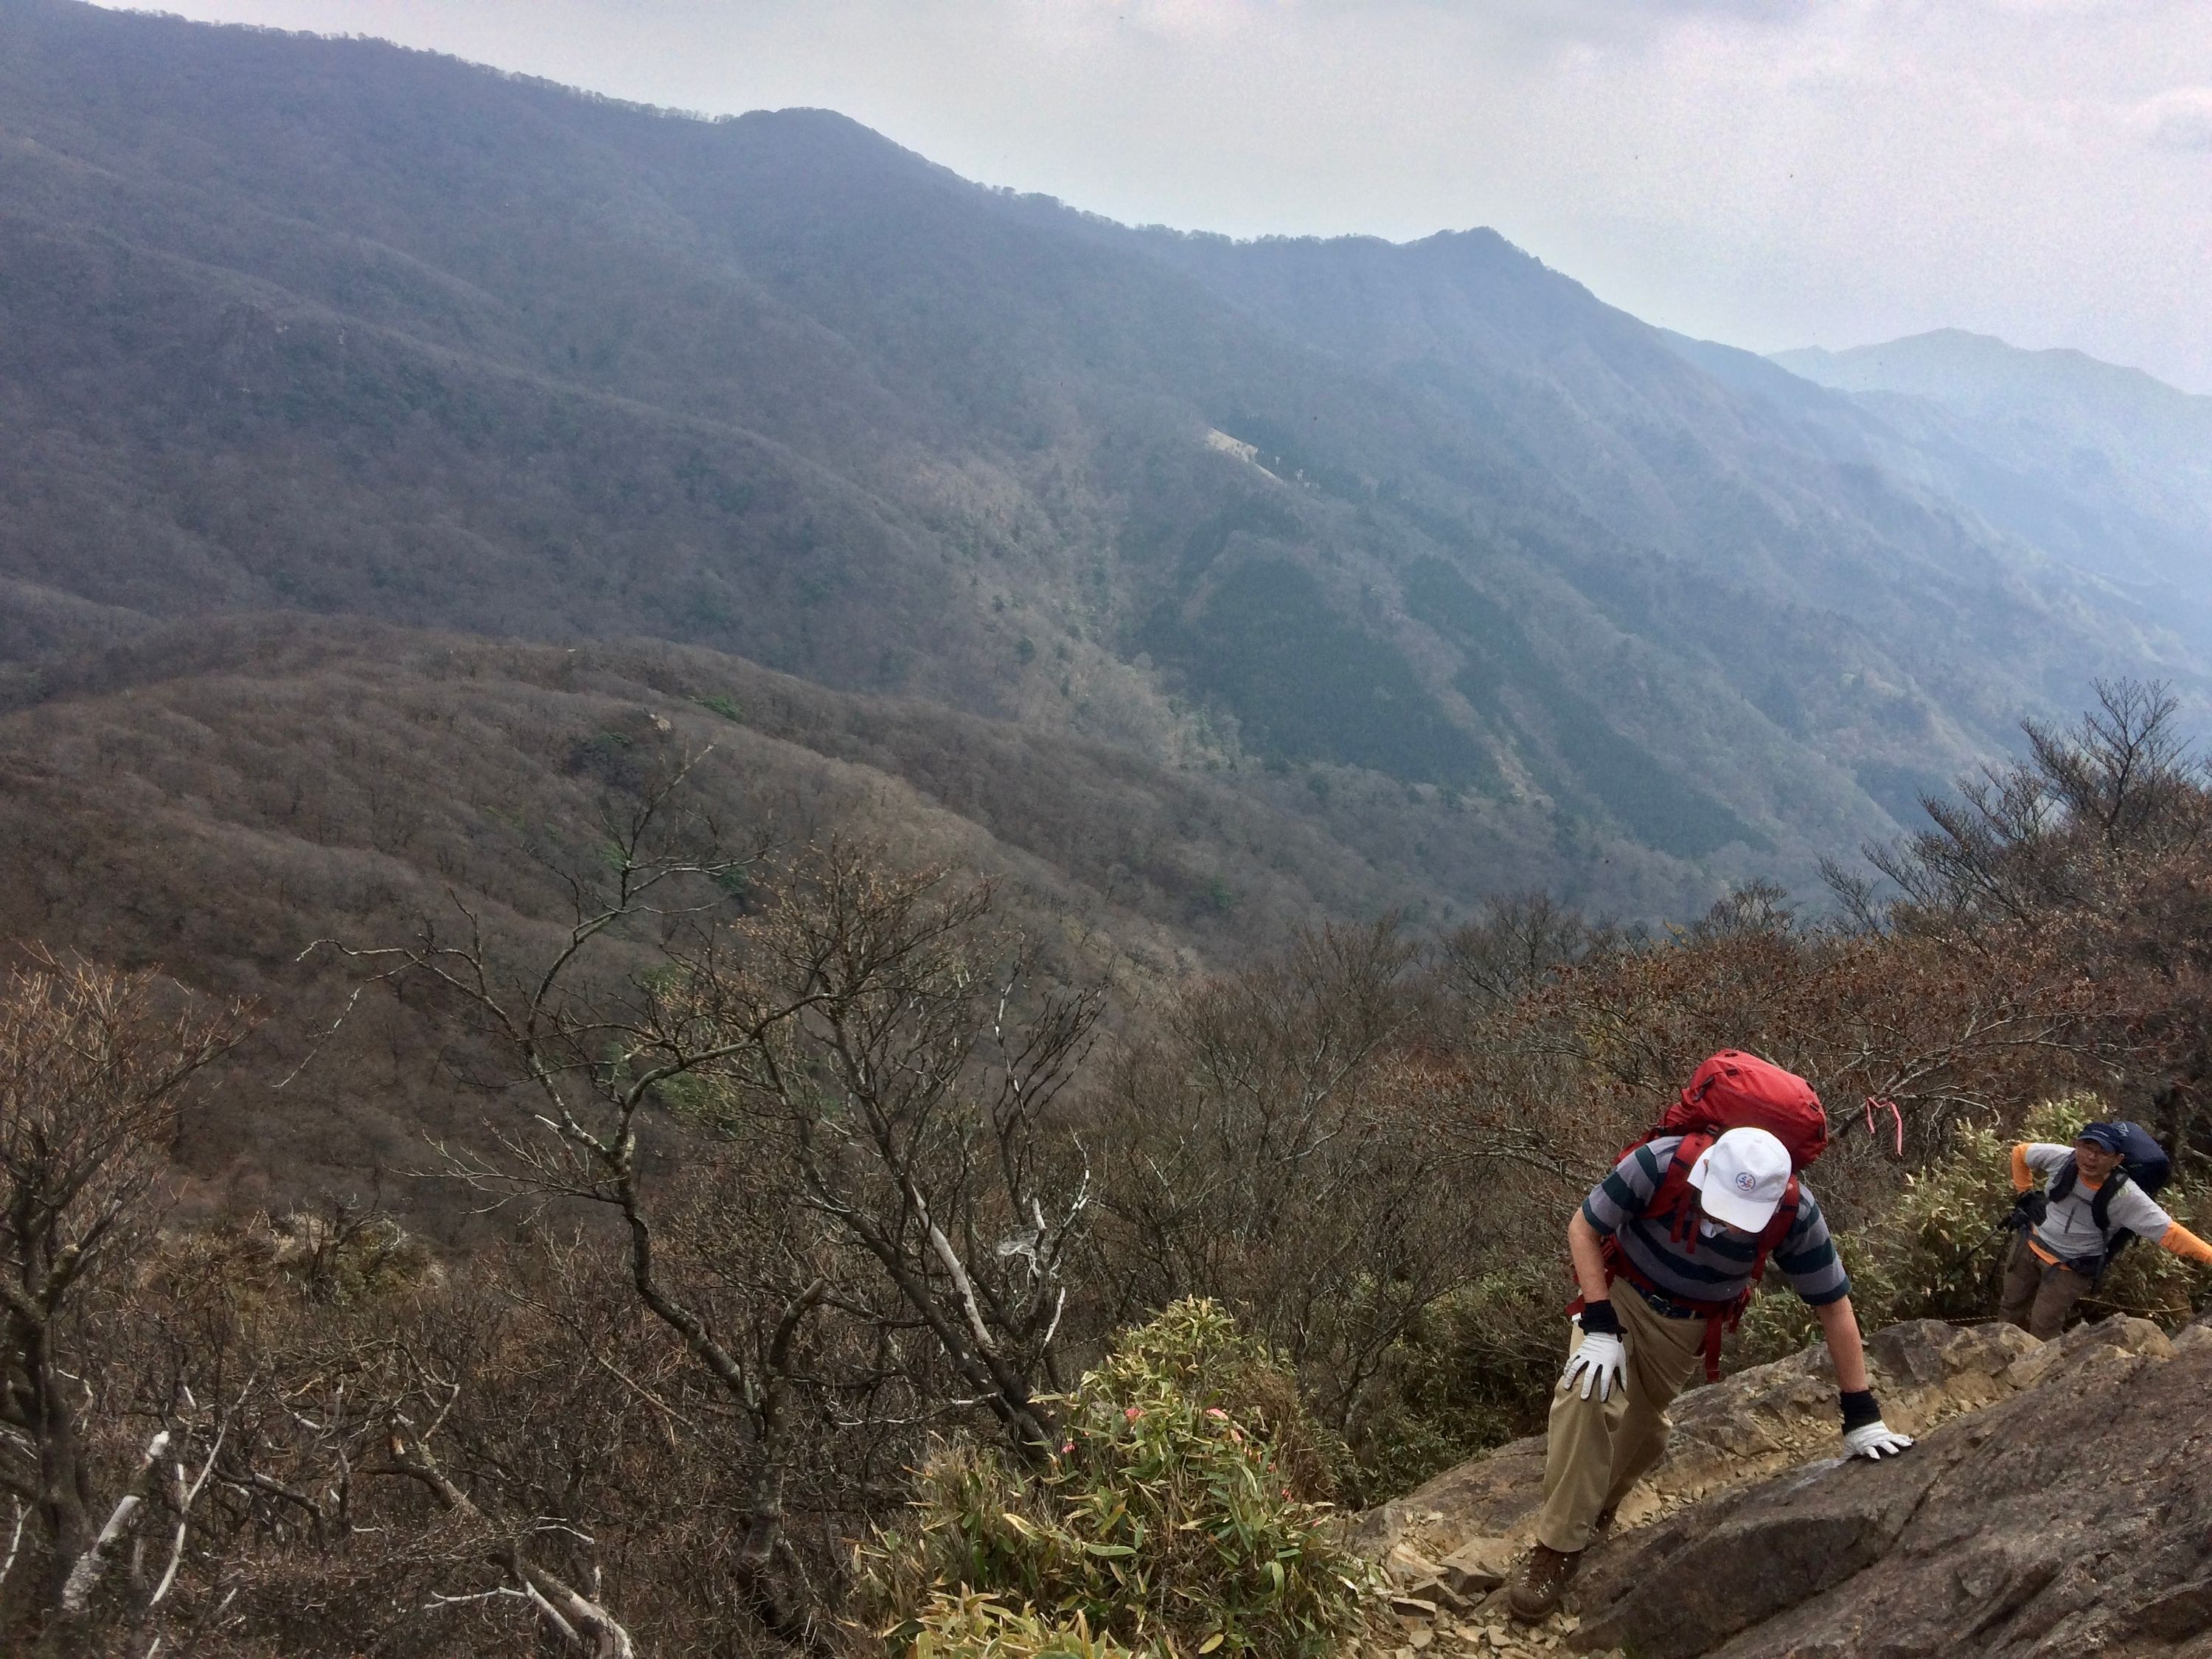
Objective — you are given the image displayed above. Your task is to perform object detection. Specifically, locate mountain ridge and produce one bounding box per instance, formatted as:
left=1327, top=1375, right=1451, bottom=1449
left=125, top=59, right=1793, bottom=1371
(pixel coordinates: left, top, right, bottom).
left=2, top=0, right=2206, bottom=922
left=1769, top=329, right=2212, bottom=617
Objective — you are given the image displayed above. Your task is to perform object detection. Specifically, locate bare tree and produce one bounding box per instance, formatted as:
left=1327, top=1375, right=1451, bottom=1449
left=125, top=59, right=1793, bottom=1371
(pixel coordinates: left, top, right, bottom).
left=0, top=950, right=252, bottom=1652
left=145, top=1256, right=672, bottom=1659
left=1834, top=678, right=2212, bottom=1152
left=324, top=759, right=1102, bottom=1645
left=1095, top=921, right=1484, bottom=1435
left=1438, top=891, right=1608, bottom=1010
left=676, top=843, right=1103, bottom=1458
left=1859, top=679, right=2211, bottom=928
left=317, top=759, right=825, bottom=1640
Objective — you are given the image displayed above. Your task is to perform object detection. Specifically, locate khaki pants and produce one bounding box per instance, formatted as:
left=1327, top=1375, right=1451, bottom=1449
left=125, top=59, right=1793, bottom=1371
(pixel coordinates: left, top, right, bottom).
left=1533, top=1289, right=1708, bottom=1554
left=2000, top=1231, right=2093, bottom=1340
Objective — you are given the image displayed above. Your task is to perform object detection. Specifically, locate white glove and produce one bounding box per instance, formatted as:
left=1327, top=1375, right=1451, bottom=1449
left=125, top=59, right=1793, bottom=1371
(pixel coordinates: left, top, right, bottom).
left=1564, top=1329, right=1629, bottom=1401
left=1843, top=1420, right=1914, bottom=1459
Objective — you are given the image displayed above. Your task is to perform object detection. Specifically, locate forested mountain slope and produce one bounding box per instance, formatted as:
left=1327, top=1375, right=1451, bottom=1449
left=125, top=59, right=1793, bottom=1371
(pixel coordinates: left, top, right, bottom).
left=1, top=0, right=2203, bottom=914
left=1773, top=330, right=2212, bottom=625
left=0, top=616, right=1484, bottom=1220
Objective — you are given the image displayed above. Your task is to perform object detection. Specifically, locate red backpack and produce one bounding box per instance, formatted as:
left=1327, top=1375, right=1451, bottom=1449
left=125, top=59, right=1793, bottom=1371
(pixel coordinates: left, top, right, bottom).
left=1577, top=1050, right=1829, bottom=1379
left=1660, top=1051, right=1829, bottom=1168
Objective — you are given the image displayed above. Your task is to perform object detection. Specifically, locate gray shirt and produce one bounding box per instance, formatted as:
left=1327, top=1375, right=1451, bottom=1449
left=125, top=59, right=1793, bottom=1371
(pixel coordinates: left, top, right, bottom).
left=2025, top=1141, right=2176, bottom=1265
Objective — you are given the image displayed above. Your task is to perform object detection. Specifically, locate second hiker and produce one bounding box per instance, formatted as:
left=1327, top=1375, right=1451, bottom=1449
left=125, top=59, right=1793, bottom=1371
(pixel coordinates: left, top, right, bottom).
left=2001, top=1119, right=2212, bottom=1339
left=1509, top=1051, right=1913, bottom=1624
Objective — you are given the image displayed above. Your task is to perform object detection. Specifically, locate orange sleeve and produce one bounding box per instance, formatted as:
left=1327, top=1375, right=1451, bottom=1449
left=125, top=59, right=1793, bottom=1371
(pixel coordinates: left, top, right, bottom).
left=2011, top=1143, right=2034, bottom=1193
left=2158, top=1222, right=2212, bottom=1265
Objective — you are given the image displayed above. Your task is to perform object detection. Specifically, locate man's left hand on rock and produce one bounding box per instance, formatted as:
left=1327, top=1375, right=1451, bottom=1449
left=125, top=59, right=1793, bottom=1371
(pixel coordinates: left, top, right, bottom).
left=1840, top=1387, right=1913, bottom=1458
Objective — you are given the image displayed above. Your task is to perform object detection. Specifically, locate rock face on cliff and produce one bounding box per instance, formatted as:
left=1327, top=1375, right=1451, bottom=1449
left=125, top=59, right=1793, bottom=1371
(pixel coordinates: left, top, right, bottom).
left=1574, top=1313, right=2212, bottom=1658
left=1360, top=1315, right=2212, bottom=1659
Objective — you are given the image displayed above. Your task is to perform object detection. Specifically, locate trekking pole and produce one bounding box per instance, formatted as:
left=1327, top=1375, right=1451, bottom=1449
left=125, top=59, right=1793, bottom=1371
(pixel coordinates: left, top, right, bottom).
left=1927, top=1212, right=2022, bottom=1324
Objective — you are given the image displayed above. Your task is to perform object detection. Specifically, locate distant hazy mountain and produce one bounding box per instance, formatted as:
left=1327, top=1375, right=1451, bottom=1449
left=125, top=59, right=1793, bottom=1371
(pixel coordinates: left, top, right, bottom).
left=1, top=0, right=2204, bottom=928
left=1772, top=331, right=2212, bottom=613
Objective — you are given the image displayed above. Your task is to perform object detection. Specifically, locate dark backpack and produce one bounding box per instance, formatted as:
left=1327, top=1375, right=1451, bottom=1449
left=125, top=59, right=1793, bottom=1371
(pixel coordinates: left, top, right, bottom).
left=2048, top=1121, right=2171, bottom=1274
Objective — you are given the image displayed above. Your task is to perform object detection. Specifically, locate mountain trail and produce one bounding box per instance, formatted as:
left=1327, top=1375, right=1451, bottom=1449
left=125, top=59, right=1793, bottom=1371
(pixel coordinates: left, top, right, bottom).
left=1361, top=1311, right=2208, bottom=1657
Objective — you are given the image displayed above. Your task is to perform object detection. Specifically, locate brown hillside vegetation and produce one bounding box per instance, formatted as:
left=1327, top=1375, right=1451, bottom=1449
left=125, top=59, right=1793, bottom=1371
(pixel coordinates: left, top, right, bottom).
left=1, top=681, right=2208, bottom=1654
left=0, top=613, right=1512, bottom=1222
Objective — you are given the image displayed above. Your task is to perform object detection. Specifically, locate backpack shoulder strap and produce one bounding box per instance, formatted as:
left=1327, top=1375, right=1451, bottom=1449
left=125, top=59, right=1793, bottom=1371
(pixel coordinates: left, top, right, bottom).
left=2090, top=1168, right=2130, bottom=1235
left=1646, top=1130, right=1715, bottom=1231
left=1747, top=1178, right=1803, bottom=1281
left=2050, top=1156, right=2079, bottom=1203
left=1686, top=1181, right=1801, bottom=1385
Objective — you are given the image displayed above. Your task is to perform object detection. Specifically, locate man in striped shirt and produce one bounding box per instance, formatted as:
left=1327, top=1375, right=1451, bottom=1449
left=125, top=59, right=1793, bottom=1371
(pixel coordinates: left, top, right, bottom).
left=1509, top=1126, right=1910, bottom=1622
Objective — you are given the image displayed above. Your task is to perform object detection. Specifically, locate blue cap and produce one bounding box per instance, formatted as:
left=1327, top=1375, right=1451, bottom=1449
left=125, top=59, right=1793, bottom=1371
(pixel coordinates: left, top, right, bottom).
left=2076, top=1122, right=2128, bottom=1154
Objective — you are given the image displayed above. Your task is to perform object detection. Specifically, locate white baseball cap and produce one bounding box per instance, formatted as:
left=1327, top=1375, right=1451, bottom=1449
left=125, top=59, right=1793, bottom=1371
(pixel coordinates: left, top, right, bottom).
left=1688, top=1127, right=1792, bottom=1231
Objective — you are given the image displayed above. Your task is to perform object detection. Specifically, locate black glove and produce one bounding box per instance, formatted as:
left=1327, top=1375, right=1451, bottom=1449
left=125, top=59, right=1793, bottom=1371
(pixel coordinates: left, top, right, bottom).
left=1577, top=1299, right=1621, bottom=1336
left=2011, top=1190, right=2049, bottom=1227
left=1839, top=1388, right=1882, bottom=1431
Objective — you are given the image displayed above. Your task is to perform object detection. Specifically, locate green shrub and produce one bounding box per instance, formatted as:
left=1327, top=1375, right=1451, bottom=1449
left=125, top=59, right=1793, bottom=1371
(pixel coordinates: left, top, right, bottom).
left=908, top=1595, right=1133, bottom=1659
left=1738, top=1096, right=2204, bottom=1363
left=858, top=1300, right=1382, bottom=1659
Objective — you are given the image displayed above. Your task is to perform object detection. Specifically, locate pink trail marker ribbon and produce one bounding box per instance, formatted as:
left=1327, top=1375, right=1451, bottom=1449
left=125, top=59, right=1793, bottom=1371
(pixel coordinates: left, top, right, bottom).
left=1863, top=1096, right=1903, bottom=1158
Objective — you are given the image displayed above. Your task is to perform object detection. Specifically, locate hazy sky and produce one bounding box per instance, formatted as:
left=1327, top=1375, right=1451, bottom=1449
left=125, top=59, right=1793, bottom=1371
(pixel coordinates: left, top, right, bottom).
left=115, top=1, right=2212, bottom=390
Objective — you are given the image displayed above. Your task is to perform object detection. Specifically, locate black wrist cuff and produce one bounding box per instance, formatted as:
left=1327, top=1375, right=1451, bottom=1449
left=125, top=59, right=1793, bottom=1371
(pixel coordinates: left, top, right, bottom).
left=1579, top=1300, right=1621, bottom=1337
left=1840, top=1388, right=1881, bottom=1430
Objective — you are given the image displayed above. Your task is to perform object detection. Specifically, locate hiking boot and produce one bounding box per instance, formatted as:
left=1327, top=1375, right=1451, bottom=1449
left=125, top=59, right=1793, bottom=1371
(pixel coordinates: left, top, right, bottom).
left=1507, top=1543, right=1582, bottom=1622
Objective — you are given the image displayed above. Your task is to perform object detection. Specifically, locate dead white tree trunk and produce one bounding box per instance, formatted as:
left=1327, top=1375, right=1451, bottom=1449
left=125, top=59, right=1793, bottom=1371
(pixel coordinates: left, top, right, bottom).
left=56, top=1430, right=169, bottom=1616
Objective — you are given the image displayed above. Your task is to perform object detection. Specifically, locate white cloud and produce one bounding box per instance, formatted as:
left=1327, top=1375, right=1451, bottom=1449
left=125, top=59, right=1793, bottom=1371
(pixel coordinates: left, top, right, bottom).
left=2134, top=86, right=2212, bottom=152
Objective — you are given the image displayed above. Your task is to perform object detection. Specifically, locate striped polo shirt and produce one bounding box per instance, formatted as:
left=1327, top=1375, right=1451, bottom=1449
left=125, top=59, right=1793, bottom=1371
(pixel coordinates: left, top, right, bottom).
left=1582, top=1135, right=1851, bottom=1309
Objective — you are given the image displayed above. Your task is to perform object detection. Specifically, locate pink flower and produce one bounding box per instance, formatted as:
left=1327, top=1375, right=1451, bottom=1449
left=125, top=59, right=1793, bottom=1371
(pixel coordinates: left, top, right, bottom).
left=1124, top=1407, right=1142, bottom=1422
left=1206, top=1408, right=1229, bottom=1420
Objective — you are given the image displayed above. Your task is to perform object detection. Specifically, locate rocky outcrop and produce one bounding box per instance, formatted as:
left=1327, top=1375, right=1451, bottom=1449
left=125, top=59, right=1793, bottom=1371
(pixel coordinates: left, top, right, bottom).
left=1572, top=1315, right=2212, bottom=1658
left=1362, top=1315, right=2212, bottom=1659
left=1358, top=1319, right=2037, bottom=1587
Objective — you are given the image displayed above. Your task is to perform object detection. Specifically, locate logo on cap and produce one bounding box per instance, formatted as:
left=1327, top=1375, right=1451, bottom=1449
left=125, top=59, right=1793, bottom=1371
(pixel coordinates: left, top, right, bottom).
left=1733, top=1170, right=1758, bottom=1192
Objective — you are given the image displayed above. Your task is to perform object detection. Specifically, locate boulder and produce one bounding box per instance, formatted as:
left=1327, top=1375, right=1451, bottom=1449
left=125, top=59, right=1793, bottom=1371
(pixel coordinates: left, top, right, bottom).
left=1567, top=1316, right=2212, bottom=1657
left=2001, top=1309, right=2171, bottom=1391
left=1356, top=1318, right=2036, bottom=1573
left=1351, top=1432, right=1551, bottom=1564
left=1569, top=1438, right=1955, bottom=1657
left=1436, top=1539, right=1512, bottom=1597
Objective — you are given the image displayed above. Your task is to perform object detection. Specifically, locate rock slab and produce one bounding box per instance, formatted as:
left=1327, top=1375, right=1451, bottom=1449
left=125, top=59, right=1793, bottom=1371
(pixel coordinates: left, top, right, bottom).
left=1571, top=1315, right=2212, bottom=1658
left=1357, top=1318, right=2037, bottom=1573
